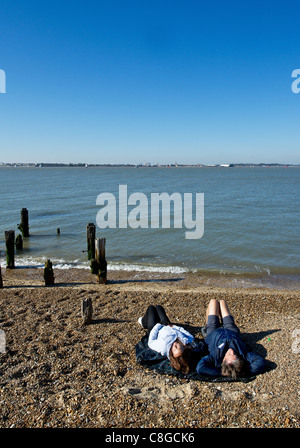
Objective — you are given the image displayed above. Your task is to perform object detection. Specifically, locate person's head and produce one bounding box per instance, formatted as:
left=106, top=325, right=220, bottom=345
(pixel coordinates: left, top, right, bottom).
left=221, top=348, right=245, bottom=378
left=169, top=339, right=192, bottom=373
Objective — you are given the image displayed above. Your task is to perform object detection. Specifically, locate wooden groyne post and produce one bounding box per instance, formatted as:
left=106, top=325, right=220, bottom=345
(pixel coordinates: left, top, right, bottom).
left=44, top=259, right=55, bottom=285
left=15, top=234, right=23, bottom=250
left=18, top=208, right=30, bottom=237
left=81, top=298, right=93, bottom=325
left=0, top=265, right=3, bottom=288
left=5, top=230, right=15, bottom=269
left=87, top=223, right=96, bottom=260
left=95, top=237, right=107, bottom=284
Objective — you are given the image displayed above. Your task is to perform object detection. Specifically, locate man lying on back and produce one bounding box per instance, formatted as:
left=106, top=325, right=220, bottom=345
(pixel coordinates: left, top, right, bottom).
left=197, top=299, right=266, bottom=378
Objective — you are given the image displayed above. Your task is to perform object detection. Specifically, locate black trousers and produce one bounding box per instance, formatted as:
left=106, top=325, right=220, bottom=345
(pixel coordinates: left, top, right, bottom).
left=141, top=305, right=171, bottom=333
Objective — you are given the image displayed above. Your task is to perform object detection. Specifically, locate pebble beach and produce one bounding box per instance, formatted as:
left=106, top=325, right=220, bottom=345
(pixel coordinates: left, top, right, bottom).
left=0, top=266, right=299, bottom=429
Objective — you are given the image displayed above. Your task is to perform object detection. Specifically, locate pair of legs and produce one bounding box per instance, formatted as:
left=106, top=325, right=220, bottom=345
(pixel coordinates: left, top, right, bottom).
left=141, top=305, right=171, bottom=333
left=205, top=299, right=240, bottom=336
left=206, top=298, right=231, bottom=322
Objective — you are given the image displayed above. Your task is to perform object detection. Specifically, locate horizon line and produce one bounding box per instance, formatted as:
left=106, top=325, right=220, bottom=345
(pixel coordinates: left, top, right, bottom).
left=0, top=162, right=299, bottom=167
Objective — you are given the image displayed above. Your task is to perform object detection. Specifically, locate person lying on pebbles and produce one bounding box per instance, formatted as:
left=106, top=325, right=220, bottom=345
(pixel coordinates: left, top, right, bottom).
left=197, top=299, right=266, bottom=378
left=138, top=304, right=203, bottom=373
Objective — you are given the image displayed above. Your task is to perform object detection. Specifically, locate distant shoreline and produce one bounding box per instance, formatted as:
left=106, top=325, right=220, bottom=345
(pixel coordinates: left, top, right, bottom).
left=1, top=163, right=299, bottom=168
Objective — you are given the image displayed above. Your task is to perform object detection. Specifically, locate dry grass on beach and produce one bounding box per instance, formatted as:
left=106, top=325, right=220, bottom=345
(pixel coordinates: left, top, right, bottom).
left=0, top=267, right=299, bottom=428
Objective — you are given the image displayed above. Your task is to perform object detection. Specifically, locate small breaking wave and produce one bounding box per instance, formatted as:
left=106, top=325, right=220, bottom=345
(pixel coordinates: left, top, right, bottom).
left=0, top=255, right=188, bottom=274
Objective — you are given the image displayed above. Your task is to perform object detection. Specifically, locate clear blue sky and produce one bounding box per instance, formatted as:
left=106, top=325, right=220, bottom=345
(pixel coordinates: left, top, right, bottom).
left=0, top=0, right=299, bottom=165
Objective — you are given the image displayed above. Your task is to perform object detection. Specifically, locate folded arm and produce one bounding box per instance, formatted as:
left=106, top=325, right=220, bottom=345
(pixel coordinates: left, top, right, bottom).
left=196, top=356, right=220, bottom=377
left=148, top=323, right=164, bottom=352
left=246, top=351, right=266, bottom=376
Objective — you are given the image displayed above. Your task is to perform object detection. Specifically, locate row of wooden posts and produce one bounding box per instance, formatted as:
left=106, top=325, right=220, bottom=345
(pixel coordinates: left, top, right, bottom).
left=0, top=211, right=107, bottom=292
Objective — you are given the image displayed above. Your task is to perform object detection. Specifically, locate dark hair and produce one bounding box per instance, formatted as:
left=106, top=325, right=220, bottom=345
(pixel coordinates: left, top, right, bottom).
left=169, top=339, right=193, bottom=374
left=221, top=355, right=245, bottom=378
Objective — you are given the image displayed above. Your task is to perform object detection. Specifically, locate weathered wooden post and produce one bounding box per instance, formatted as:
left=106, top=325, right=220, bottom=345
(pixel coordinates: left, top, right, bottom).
left=0, top=265, right=3, bottom=288
left=44, top=259, right=55, bottom=285
left=90, top=258, right=99, bottom=275
left=87, top=223, right=96, bottom=260
left=57, top=228, right=60, bottom=235
left=81, top=298, right=93, bottom=325
left=95, top=237, right=107, bottom=284
left=5, top=230, right=15, bottom=269
left=18, top=208, right=29, bottom=237
left=15, top=234, right=23, bottom=250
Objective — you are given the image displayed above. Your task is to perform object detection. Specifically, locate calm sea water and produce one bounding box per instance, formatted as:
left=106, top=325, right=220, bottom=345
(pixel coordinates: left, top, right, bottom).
left=0, top=166, right=299, bottom=288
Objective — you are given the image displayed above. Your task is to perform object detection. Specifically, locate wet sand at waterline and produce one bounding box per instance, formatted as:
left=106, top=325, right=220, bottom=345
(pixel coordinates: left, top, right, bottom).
left=0, top=267, right=299, bottom=428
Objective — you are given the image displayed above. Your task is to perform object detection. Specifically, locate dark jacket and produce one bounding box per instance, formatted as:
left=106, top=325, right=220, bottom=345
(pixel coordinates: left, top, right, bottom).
left=196, top=327, right=265, bottom=377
